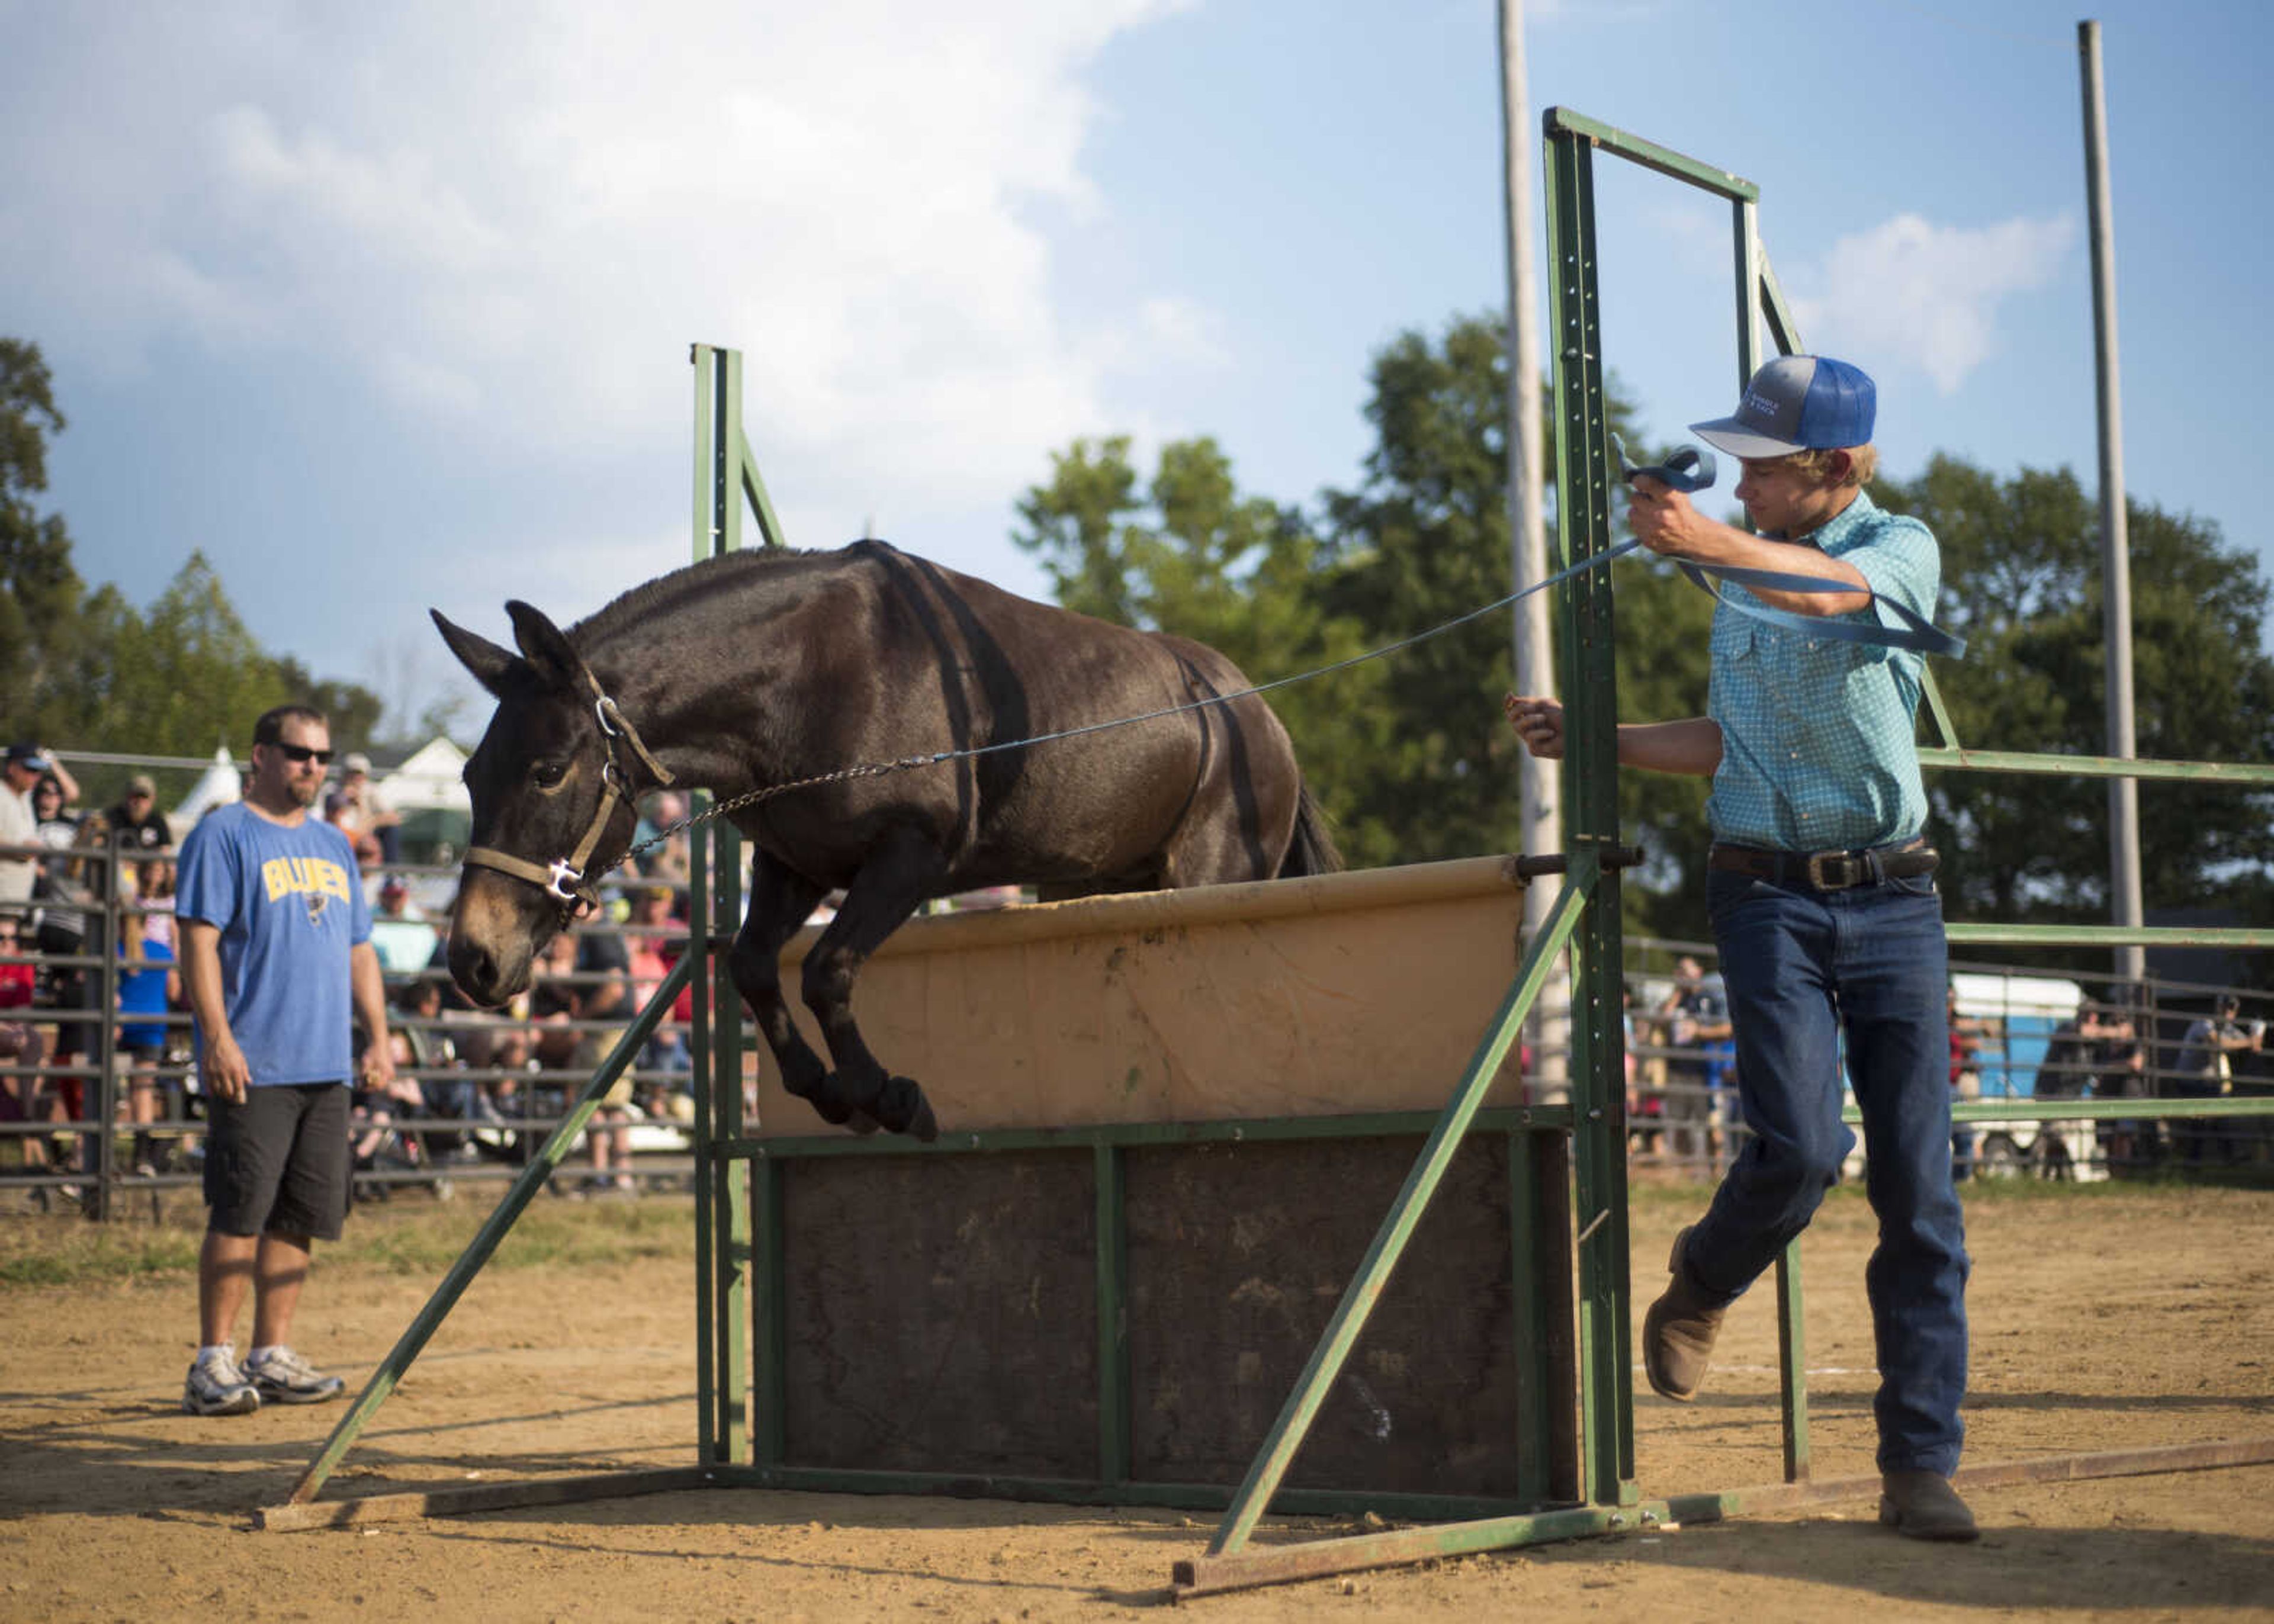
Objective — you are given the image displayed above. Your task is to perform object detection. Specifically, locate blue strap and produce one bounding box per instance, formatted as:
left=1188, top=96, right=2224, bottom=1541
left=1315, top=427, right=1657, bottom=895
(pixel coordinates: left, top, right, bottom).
left=1610, top=433, right=1965, bottom=660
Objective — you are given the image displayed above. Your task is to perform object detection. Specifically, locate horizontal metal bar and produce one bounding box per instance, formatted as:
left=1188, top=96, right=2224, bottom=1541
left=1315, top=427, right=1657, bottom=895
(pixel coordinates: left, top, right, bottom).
left=721, top=1106, right=1573, bottom=1160
left=705, top=1463, right=1531, bottom=1523
left=1919, top=746, right=2274, bottom=785
left=1935, top=1095, right=2274, bottom=1123
left=1947, top=924, right=2274, bottom=948
left=1543, top=107, right=1758, bottom=200
left=1174, top=1435, right=2274, bottom=1596
left=255, top=1467, right=711, bottom=1532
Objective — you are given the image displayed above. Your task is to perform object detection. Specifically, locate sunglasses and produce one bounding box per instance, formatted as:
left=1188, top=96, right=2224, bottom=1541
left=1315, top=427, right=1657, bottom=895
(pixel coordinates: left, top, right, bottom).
left=270, top=744, right=336, bottom=766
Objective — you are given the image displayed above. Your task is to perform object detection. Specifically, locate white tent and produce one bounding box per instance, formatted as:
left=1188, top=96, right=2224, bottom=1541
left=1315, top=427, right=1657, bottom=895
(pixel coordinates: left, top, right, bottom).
left=375, top=737, right=470, bottom=815
left=169, top=746, right=243, bottom=834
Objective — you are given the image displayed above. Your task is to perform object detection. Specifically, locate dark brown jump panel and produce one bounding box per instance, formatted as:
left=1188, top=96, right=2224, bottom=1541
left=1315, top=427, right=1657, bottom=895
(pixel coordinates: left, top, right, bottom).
left=763, top=1130, right=1569, bottom=1498
left=1126, top=1135, right=1524, bottom=1497
left=779, top=1150, right=1099, bottom=1478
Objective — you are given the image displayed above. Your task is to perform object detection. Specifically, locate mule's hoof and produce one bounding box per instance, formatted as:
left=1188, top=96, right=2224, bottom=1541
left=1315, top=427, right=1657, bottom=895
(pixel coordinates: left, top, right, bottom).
left=878, top=1076, right=938, bottom=1142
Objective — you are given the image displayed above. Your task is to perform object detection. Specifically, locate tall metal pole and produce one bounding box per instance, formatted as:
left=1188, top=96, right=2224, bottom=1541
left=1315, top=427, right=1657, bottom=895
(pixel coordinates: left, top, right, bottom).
left=2079, top=19, right=2144, bottom=988
left=1499, top=0, right=1569, bottom=1099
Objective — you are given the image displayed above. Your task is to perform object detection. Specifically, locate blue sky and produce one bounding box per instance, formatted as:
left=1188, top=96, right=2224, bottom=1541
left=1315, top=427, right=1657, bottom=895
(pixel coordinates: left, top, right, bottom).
left=7, top=0, right=2266, bottom=738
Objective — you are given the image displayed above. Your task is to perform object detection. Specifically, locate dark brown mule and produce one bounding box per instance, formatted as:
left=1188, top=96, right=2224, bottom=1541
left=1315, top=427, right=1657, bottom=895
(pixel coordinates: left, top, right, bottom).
left=434, top=539, right=1337, bottom=1141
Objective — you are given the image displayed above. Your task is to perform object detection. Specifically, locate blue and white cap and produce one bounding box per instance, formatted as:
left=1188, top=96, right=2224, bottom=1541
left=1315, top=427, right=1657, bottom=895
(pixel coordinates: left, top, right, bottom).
left=1690, top=355, right=1875, bottom=459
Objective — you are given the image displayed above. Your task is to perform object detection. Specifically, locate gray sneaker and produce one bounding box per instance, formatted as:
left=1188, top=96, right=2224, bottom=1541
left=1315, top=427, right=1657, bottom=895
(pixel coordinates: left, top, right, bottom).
left=182, top=1350, right=260, bottom=1417
left=245, top=1346, right=346, bottom=1405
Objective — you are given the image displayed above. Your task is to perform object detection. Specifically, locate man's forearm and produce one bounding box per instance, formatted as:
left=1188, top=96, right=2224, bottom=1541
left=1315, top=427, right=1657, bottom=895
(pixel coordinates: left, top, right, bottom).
left=180, top=923, right=233, bottom=1049
left=1669, top=517, right=1871, bottom=617
left=350, top=943, right=390, bottom=1050
left=1617, top=718, right=1724, bottom=777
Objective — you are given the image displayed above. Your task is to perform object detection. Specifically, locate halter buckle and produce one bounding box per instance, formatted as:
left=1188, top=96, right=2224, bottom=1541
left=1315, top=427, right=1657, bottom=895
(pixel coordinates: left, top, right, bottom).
left=546, top=859, right=586, bottom=902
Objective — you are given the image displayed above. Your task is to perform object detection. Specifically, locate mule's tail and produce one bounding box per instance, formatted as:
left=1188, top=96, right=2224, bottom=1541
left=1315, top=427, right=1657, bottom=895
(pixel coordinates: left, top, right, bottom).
left=1278, top=779, right=1343, bottom=878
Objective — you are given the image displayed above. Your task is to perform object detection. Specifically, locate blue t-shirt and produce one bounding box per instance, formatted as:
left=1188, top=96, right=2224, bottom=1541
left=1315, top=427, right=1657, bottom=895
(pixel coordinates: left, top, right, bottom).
left=118, top=934, right=175, bottom=1051
left=176, top=803, right=371, bottom=1086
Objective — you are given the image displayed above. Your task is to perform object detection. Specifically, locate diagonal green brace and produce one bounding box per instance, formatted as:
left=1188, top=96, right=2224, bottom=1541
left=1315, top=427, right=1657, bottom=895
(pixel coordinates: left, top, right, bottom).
left=285, top=952, right=698, bottom=1506
left=1205, top=865, right=1595, bottom=1558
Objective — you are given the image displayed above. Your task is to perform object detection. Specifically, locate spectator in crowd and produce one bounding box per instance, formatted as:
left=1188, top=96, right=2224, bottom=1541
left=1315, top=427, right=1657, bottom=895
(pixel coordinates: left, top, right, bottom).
left=116, top=889, right=180, bottom=1176
left=368, top=874, right=440, bottom=975
left=0, top=913, right=48, bottom=1176
left=104, top=774, right=173, bottom=853
left=176, top=703, right=392, bottom=1417
left=1945, top=986, right=2000, bottom=1181
left=625, top=885, right=690, bottom=1081
left=1655, top=956, right=1732, bottom=1170
left=326, top=753, right=402, bottom=868
left=2089, top=993, right=2153, bottom=1173
left=632, top=792, right=691, bottom=883
left=1, top=745, right=78, bottom=914
left=137, top=856, right=178, bottom=950
left=2034, top=1004, right=2105, bottom=1179
left=31, top=775, right=81, bottom=871
left=2170, top=993, right=2263, bottom=1166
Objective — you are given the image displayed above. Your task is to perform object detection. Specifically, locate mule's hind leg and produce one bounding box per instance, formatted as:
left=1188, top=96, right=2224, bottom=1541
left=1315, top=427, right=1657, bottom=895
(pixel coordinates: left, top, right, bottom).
left=726, top=852, right=843, bottom=1123
left=799, top=826, right=946, bottom=1140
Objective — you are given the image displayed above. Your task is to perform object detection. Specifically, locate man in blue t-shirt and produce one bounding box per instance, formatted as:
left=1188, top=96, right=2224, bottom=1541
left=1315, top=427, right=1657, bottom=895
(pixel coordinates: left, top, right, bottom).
left=176, top=705, right=393, bottom=1417
left=1507, top=358, right=1974, bottom=1541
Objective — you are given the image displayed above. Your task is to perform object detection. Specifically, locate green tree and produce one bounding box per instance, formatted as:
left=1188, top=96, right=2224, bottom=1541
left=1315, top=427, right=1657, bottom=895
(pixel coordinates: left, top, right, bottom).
left=1013, top=434, right=1397, bottom=862
left=1315, top=314, right=1689, bottom=915
left=0, top=339, right=89, bottom=740
left=1888, top=456, right=2274, bottom=964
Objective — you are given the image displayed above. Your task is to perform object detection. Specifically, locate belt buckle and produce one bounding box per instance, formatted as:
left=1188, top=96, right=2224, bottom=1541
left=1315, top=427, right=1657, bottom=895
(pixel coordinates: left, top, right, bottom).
left=1805, top=851, right=1862, bottom=890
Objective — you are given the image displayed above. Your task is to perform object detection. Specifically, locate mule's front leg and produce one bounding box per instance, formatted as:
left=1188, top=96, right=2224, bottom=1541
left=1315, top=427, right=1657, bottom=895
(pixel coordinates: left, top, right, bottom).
left=726, top=853, right=841, bottom=1122
left=799, top=828, right=946, bottom=1140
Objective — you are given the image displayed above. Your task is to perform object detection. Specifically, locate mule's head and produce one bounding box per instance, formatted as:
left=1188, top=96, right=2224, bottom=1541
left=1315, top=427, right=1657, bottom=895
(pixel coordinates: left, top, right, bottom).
left=432, top=600, right=643, bottom=1006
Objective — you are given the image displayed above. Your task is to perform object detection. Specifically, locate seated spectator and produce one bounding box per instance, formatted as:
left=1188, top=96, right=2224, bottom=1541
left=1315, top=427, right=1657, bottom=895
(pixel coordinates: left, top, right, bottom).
left=104, top=774, right=173, bottom=853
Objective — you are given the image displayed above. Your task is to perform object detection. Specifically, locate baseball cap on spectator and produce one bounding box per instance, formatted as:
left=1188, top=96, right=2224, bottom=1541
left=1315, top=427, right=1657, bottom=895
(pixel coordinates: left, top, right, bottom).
left=128, top=773, right=157, bottom=797
left=380, top=874, right=409, bottom=897
left=5, top=744, right=51, bottom=773
left=342, top=751, right=372, bottom=775
left=1690, top=355, right=1876, bottom=459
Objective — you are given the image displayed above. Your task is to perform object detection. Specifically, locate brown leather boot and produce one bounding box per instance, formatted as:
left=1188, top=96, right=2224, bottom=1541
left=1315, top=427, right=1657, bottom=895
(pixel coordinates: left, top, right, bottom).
left=1642, top=1226, right=1726, bottom=1403
left=1878, top=1470, right=1980, bottom=1542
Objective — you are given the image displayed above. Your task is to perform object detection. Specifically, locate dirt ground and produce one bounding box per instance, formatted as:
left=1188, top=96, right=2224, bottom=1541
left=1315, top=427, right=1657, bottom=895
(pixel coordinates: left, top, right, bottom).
left=2, top=1181, right=2271, bottom=1622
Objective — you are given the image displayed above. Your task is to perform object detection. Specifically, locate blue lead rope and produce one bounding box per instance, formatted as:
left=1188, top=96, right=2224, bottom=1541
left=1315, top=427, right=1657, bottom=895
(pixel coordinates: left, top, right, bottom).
left=1612, top=434, right=1965, bottom=660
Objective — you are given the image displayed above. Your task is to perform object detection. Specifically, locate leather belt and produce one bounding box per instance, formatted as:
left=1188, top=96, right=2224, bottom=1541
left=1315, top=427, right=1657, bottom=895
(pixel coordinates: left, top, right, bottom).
left=1708, top=840, right=1938, bottom=892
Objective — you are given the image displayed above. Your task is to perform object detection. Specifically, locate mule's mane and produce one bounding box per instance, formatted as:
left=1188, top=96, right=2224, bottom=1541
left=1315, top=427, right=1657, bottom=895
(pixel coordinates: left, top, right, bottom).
left=570, top=545, right=851, bottom=647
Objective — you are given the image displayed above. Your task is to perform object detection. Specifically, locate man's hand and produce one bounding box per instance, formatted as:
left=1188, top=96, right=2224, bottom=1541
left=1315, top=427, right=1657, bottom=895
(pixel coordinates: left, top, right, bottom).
left=1504, top=693, right=1565, bottom=760
left=359, top=1037, right=396, bottom=1092
left=205, top=1032, right=254, bottom=1105
left=1626, top=475, right=1712, bottom=558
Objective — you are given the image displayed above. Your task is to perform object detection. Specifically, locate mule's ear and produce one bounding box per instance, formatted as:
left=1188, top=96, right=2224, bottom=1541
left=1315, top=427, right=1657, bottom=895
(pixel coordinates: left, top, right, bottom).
left=431, top=609, right=522, bottom=699
left=503, top=600, right=583, bottom=690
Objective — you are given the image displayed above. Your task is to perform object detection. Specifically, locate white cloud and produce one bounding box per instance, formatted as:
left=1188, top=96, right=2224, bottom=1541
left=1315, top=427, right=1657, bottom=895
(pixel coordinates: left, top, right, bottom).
left=1790, top=212, right=2076, bottom=393
left=5, top=0, right=1200, bottom=556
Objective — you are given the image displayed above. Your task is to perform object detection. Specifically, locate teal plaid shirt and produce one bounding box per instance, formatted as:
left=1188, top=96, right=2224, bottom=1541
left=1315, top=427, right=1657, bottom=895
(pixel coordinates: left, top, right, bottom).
left=1704, top=490, right=1940, bottom=851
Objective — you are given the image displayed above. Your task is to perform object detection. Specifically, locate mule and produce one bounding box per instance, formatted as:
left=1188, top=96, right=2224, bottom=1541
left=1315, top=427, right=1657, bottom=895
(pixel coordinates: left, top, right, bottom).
left=434, top=539, right=1338, bottom=1140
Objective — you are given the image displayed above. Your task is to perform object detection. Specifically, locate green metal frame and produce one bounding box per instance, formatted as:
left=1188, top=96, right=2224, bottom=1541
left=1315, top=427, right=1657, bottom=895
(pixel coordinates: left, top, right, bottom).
left=272, top=299, right=2274, bottom=1558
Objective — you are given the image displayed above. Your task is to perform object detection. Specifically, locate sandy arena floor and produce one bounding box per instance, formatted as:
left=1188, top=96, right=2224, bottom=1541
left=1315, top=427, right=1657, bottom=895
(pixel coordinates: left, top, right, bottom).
left=2, top=1181, right=2270, bottom=1621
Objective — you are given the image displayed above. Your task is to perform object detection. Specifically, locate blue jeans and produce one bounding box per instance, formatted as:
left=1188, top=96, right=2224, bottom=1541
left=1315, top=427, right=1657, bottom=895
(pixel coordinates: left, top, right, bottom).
left=1687, top=867, right=1970, bottom=1475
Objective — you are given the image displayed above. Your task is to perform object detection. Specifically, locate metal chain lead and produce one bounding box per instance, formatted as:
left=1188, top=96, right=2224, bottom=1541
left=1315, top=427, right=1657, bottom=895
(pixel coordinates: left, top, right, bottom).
left=597, top=539, right=1646, bottom=887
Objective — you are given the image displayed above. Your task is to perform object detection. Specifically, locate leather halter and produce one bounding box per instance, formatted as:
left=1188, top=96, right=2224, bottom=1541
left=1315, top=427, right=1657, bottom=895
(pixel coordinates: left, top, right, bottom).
left=461, top=670, right=676, bottom=919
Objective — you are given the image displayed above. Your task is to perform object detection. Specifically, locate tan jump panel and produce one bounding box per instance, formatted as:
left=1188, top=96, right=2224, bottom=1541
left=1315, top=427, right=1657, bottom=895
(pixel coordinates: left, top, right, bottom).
left=756, top=855, right=1535, bottom=1134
